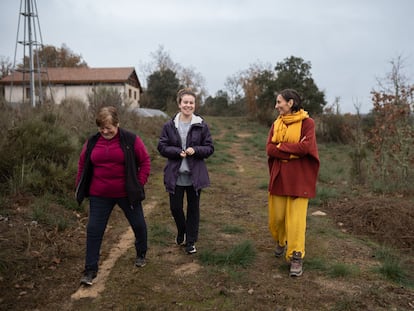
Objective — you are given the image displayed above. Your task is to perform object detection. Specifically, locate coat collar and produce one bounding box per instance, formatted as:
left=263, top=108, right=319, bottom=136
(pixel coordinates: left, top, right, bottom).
left=173, top=112, right=203, bottom=128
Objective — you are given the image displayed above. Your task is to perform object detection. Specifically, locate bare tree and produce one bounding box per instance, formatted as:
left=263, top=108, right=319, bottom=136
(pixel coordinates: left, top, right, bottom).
left=224, top=73, right=243, bottom=104
left=19, top=44, right=88, bottom=69
left=177, top=65, right=207, bottom=101
left=139, top=45, right=207, bottom=102
left=0, top=56, right=12, bottom=79
left=138, top=45, right=179, bottom=94
left=238, top=61, right=273, bottom=117
left=349, top=98, right=367, bottom=184
left=150, top=45, right=178, bottom=73
left=375, top=55, right=408, bottom=100
left=370, top=56, right=414, bottom=192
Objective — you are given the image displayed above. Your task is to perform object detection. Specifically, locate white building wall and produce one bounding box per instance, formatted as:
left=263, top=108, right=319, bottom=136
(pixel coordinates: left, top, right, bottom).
left=48, top=85, right=92, bottom=103
left=4, top=85, right=28, bottom=103
left=4, top=83, right=140, bottom=107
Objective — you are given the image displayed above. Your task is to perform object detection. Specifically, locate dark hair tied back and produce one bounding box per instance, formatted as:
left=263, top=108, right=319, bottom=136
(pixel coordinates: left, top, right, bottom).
left=278, top=89, right=303, bottom=112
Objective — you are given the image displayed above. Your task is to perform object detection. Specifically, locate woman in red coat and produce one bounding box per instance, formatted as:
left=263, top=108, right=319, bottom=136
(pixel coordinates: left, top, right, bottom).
left=266, top=89, right=320, bottom=277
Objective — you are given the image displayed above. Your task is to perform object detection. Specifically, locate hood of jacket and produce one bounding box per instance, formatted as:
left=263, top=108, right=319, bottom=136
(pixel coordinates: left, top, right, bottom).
left=173, top=112, right=203, bottom=128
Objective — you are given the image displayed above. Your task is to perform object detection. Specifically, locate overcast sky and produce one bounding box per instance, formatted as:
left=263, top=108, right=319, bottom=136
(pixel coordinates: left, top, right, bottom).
left=1, top=0, right=413, bottom=113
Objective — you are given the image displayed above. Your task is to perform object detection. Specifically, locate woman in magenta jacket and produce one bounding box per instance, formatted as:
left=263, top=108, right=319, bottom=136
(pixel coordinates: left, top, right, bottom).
left=76, top=106, right=151, bottom=286
left=158, top=88, right=214, bottom=255
left=266, top=89, right=319, bottom=277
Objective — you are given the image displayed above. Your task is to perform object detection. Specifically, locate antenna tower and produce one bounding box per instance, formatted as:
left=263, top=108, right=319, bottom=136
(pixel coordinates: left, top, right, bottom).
left=12, top=0, right=47, bottom=107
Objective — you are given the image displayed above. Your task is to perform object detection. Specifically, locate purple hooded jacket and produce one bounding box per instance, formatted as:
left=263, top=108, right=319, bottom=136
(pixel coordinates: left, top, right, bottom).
left=157, top=113, right=214, bottom=193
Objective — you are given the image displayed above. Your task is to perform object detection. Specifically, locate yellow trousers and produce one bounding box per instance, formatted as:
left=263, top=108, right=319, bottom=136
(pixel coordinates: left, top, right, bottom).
left=268, top=194, right=308, bottom=261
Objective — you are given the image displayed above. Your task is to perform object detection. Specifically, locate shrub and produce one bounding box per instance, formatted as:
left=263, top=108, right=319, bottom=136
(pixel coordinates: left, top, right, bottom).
left=30, top=195, right=75, bottom=231
left=317, top=114, right=349, bottom=143
left=87, top=86, right=124, bottom=118
left=0, top=113, right=78, bottom=195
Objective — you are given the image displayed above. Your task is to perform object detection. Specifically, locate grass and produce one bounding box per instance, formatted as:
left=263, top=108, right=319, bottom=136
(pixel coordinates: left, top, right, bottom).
left=305, top=256, right=327, bottom=271
left=331, top=297, right=365, bottom=311
left=258, top=181, right=268, bottom=190
left=373, top=247, right=412, bottom=287
left=307, top=212, right=339, bottom=236
left=205, top=140, right=234, bottom=167
left=3, top=114, right=414, bottom=310
left=148, top=223, right=172, bottom=246
left=305, top=256, right=360, bottom=279
left=31, top=196, right=70, bottom=231
left=327, top=263, right=360, bottom=278
left=199, top=240, right=256, bottom=267
left=310, top=185, right=339, bottom=206
left=221, top=224, right=245, bottom=234
left=317, top=143, right=352, bottom=184
left=222, top=132, right=239, bottom=143
left=55, top=195, right=84, bottom=212
left=376, top=260, right=409, bottom=285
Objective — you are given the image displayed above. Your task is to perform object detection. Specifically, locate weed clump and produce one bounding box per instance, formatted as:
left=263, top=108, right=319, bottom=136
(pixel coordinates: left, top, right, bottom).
left=199, top=240, right=256, bottom=267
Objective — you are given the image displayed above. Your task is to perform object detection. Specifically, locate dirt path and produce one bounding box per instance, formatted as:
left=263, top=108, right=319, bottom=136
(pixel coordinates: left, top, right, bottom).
left=3, top=117, right=413, bottom=311
left=69, top=199, right=203, bottom=303
left=70, top=227, right=135, bottom=300
left=70, top=201, right=157, bottom=301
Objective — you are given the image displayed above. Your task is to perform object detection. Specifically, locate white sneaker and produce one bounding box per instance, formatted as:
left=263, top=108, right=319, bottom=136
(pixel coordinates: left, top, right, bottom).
left=185, top=243, right=197, bottom=254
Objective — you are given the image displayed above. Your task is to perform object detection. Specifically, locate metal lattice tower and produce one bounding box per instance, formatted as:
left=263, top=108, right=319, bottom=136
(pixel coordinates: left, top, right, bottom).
left=11, top=0, right=47, bottom=107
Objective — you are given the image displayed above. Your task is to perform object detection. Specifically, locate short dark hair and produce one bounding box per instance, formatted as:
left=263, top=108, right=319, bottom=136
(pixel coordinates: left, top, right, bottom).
left=96, top=106, right=119, bottom=127
left=176, top=88, right=196, bottom=104
left=277, top=89, right=303, bottom=112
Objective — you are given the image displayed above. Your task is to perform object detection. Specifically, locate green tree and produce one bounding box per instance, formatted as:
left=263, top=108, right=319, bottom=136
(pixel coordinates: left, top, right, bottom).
left=200, top=90, right=229, bottom=116
left=145, top=69, right=180, bottom=111
left=253, top=69, right=278, bottom=124
left=236, top=57, right=325, bottom=124
left=139, top=45, right=206, bottom=109
left=274, top=56, right=326, bottom=114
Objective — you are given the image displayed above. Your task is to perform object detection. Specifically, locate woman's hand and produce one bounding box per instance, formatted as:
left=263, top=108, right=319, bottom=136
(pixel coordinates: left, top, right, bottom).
left=185, top=147, right=195, bottom=156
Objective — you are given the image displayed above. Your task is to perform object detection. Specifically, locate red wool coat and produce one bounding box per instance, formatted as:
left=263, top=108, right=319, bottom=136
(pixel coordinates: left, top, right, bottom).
left=266, top=117, right=320, bottom=198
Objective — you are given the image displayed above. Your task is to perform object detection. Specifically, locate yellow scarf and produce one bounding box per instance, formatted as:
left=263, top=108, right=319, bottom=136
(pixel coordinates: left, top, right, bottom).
left=271, top=109, right=309, bottom=143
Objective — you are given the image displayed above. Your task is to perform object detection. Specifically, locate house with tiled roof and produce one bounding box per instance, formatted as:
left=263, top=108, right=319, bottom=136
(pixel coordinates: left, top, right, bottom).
left=0, top=67, right=142, bottom=107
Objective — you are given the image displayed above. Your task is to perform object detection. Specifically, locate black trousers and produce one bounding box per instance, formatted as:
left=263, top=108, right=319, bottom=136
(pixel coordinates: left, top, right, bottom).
left=85, top=196, right=147, bottom=272
left=169, top=185, right=201, bottom=244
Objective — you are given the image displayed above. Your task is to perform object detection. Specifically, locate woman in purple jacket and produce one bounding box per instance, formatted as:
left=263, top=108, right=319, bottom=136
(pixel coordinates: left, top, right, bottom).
left=76, top=106, right=151, bottom=286
left=158, top=88, right=214, bottom=254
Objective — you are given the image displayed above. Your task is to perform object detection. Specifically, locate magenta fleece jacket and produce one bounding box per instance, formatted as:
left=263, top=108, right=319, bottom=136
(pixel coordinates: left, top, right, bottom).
left=76, top=131, right=150, bottom=198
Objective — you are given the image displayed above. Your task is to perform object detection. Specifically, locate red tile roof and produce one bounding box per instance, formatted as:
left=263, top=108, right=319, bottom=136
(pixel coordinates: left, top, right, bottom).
left=0, top=67, right=140, bottom=86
